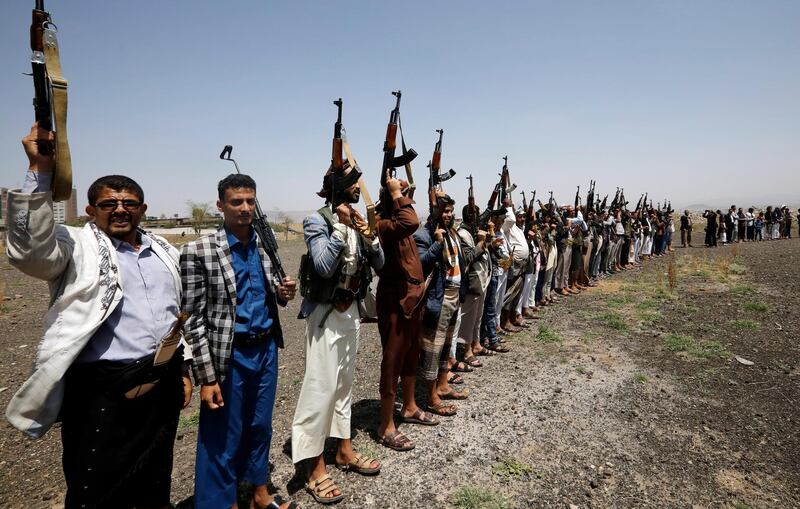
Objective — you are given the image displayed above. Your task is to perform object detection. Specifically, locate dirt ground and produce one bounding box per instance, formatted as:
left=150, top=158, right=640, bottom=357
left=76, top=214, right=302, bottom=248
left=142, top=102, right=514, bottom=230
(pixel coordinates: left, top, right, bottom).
left=0, top=236, right=798, bottom=508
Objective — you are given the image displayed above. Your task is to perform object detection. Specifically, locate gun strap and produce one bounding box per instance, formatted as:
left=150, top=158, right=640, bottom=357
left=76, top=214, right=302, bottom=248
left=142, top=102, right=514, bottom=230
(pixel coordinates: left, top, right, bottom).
left=342, top=135, right=377, bottom=237
left=42, top=26, right=72, bottom=202
left=397, top=114, right=415, bottom=198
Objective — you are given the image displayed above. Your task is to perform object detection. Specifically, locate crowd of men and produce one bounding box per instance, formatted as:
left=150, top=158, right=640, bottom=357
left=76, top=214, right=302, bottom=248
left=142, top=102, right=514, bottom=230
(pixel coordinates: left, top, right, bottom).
left=5, top=119, right=689, bottom=508
left=695, top=206, right=797, bottom=247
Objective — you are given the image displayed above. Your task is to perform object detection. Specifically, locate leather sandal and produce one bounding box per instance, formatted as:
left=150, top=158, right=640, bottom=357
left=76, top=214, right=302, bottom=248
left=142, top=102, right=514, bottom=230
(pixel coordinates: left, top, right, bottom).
left=379, top=430, right=415, bottom=451
left=335, top=453, right=381, bottom=475
left=306, top=473, right=344, bottom=504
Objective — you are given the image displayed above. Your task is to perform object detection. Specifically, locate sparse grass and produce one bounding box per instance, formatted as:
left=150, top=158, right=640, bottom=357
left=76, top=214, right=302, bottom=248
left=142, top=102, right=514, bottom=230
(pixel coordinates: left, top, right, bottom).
left=731, top=319, right=760, bottom=330
left=581, top=330, right=601, bottom=343
left=492, top=456, right=534, bottom=483
left=734, top=503, right=751, bottom=509
left=597, top=311, right=628, bottom=331
left=663, top=333, right=729, bottom=359
left=575, top=366, right=587, bottom=374
left=638, top=310, right=662, bottom=323
left=742, top=301, right=768, bottom=313
left=607, top=295, right=635, bottom=307
left=729, top=284, right=755, bottom=296
left=668, top=260, right=677, bottom=291
left=633, top=373, right=649, bottom=383
left=179, top=411, right=200, bottom=428
left=536, top=325, right=562, bottom=343
left=450, top=486, right=509, bottom=509
left=728, top=263, right=747, bottom=275
left=635, top=299, right=660, bottom=311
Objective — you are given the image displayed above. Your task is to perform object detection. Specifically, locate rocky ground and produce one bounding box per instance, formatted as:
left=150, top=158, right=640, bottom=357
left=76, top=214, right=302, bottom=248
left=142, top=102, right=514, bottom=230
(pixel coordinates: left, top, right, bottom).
left=0, top=236, right=798, bottom=508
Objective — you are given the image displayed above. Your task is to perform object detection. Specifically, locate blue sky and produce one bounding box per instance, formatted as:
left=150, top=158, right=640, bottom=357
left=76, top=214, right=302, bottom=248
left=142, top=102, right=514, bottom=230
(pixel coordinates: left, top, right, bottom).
left=2, top=1, right=798, bottom=217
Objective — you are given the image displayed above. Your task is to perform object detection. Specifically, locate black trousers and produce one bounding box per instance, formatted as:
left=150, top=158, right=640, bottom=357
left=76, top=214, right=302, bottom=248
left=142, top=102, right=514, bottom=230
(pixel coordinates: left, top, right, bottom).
left=705, top=226, right=717, bottom=246
left=61, top=355, right=183, bottom=509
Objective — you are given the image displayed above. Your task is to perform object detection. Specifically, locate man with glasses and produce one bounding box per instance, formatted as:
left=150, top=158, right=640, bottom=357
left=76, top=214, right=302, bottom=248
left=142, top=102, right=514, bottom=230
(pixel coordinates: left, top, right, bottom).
left=5, top=124, right=192, bottom=508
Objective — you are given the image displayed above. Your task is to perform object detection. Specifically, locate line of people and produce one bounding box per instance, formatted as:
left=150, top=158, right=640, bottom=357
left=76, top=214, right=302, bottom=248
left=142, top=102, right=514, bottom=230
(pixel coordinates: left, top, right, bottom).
left=6, top=123, right=678, bottom=508
left=698, top=205, right=796, bottom=247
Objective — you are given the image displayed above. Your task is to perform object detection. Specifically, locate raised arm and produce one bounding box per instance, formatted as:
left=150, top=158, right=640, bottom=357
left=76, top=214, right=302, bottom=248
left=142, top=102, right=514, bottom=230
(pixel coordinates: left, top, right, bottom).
left=6, top=125, right=73, bottom=281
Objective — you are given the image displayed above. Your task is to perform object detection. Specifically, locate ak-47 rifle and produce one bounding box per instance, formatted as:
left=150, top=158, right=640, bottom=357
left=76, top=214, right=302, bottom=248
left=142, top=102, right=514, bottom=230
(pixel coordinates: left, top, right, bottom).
left=330, top=99, right=376, bottom=238
left=379, top=90, right=418, bottom=216
left=29, top=0, right=72, bottom=201
left=599, top=194, right=608, bottom=212
left=620, top=188, right=628, bottom=209
left=498, top=156, right=516, bottom=204
left=521, top=191, right=528, bottom=218
left=219, top=145, right=286, bottom=280
left=427, top=129, right=458, bottom=266
left=586, top=180, right=595, bottom=212
left=634, top=194, right=644, bottom=213
left=427, top=129, right=456, bottom=218
left=642, top=192, right=648, bottom=212
left=466, top=174, right=478, bottom=215
left=574, top=185, right=581, bottom=213
left=610, top=187, right=620, bottom=209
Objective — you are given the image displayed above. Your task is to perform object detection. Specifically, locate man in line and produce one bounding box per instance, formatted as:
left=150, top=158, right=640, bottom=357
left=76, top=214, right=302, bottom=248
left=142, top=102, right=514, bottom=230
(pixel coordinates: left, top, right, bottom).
left=501, top=205, right=530, bottom=328
left=680, top=210, right=693, bottom=248
left=292, top=163, right=384, bottom=503
left=457, top=205, right=501, bottom=366
left=181, top=174, right=299, bottom=509
left=375, top=176, right=437, bottom=451
left=415, top=194, right=467, bottom=416
left=6, top=125, right=192, bottom=508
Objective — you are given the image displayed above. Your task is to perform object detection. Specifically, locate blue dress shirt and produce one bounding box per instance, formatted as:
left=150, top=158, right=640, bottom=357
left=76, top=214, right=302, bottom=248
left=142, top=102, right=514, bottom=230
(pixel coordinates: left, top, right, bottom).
left=77, top=234, right=179, bottom=363
left=226, top=227, right=273, bottom=334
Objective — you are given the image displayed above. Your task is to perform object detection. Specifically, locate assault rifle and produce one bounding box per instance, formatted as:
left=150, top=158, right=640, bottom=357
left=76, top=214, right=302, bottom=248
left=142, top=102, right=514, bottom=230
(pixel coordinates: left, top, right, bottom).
left=427, top=129, right=456, bottom=218
left=29, top=0, right=72, bottom=201
left=466, top=174, right=478, bottom=215
left=219, top=145, right=286, bottom=280
left=331, top=98, right=344, bottom=208
left=498, top=156, right=516, bottom=204
left=634, top=194, right=644, bottom=213
left=574, top=185, right=581, bottom=212
left=586, top=180, right=595, bottom=212
left=330, top=99, right=376, bottom=238
left=379, top=90, right=418, bottom=215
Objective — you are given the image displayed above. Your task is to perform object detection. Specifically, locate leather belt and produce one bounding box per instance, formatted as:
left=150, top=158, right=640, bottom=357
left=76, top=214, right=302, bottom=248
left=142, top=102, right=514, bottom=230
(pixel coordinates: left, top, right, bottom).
left=233, top=329, right=273, bottom=348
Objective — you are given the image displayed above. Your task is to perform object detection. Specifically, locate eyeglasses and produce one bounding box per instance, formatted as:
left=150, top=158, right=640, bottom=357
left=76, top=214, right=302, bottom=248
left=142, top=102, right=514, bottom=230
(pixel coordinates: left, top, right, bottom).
left=94, top=199, right=142, bottom=211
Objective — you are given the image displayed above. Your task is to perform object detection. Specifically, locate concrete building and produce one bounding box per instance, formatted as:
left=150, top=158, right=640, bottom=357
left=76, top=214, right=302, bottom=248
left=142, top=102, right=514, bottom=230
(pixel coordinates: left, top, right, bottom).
left=0, top=187, right=8, bottom=221
left=52, top=188, right=79, bottom=224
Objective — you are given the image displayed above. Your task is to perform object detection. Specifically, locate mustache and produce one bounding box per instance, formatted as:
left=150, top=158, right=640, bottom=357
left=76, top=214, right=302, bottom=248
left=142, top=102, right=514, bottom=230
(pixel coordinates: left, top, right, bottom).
left=110, top=213, right=131, bottom=222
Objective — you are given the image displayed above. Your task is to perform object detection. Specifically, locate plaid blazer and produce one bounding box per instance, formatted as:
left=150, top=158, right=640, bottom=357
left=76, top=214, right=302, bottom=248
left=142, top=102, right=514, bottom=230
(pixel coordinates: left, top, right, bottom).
left=180, top=228, right=285, bottom=384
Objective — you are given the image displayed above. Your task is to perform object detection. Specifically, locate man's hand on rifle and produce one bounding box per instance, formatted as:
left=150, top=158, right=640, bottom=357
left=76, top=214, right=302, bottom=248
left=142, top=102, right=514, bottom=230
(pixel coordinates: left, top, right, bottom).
left=22, top=123, right=55, bottom=173
left=385, top=172, right=407, bottom=200
left=434, top=228, right=445, bottom=244
left=277, top=277, right=297, bottom=301
left=335, top=203, right=353, bottom=224
left=476, top=229, right=487, bottom=243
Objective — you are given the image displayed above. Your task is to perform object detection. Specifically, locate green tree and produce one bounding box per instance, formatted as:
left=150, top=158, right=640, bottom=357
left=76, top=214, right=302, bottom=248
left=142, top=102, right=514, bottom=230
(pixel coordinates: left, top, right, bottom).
left=187, top=201, right=212, bottom=235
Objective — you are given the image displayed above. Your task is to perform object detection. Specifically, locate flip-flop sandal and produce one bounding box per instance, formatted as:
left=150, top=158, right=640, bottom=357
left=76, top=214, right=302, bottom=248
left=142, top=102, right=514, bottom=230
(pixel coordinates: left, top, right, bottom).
left=400, top=409, right=440, bottom=426
left=440, top=388, right=469, bottom=400
left=335, top=453, right=381, bottom=475
left=450, top=361, right=473, bottom=373
left=475, top=348, right=496, bottom=357
left=379, top=430, right=415, bottom=451
left=448, top=373, right=464, bottom=385
left=306, top=473, right=344, bottom=505
left=427, top=402, right=458, bottom=416
left=486, top=343, right=511, bottom=353
left=464, top=355, right=483, bottom=368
